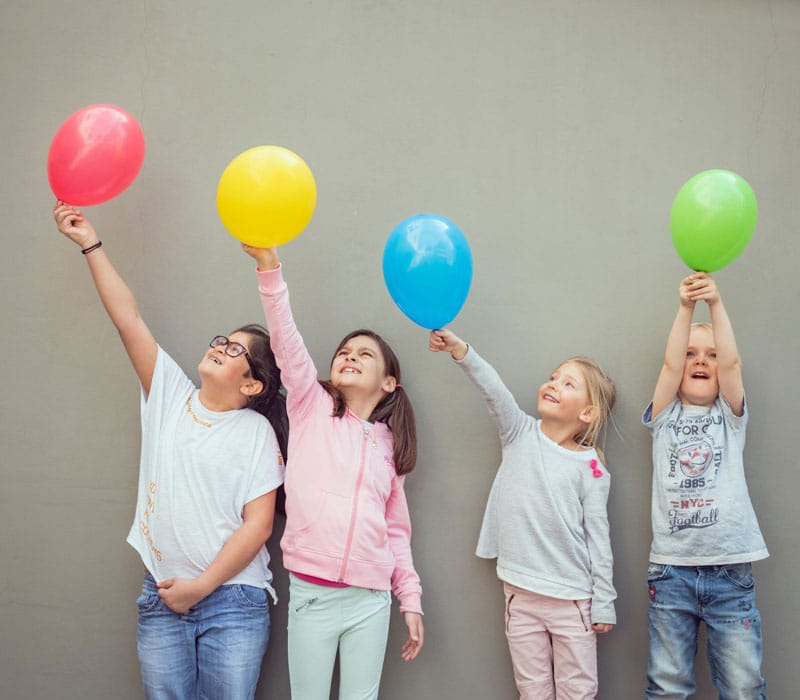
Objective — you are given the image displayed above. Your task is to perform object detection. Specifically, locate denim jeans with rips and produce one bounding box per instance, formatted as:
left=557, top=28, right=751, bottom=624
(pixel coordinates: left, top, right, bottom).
left=646, top=563, right=766, bottom=700
left=136, top=573, right=270, bottom=700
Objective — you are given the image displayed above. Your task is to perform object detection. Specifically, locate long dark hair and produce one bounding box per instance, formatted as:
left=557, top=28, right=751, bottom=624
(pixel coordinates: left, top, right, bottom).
left=232, top=324, right=289, bottom=465
left=320, top=329, right=417, bottom=476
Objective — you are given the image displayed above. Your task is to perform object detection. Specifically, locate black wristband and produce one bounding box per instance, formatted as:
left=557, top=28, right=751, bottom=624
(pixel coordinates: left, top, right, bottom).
left=81, top=241, right=103, bottom=255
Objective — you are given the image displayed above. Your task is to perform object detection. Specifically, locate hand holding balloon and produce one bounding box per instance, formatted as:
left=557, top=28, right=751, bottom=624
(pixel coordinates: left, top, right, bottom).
left=383, top=214, right=473, bottom=329
left=680, top=272, right=720, bottom=307
left=428, top=329, right=469, bottom=361
left=53, top=200, right=101, bottom=251
left=670, top=169, right=757, bottom=272
left=241, top=243, right=280, bottom=272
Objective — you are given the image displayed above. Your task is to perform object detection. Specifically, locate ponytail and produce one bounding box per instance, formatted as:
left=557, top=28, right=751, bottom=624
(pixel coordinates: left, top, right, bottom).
left=371, top=385, right=417, bottom=476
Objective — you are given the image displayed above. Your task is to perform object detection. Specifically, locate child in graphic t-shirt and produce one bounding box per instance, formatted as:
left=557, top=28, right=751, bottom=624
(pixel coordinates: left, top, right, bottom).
left=643, top=272, right=768, bottom=699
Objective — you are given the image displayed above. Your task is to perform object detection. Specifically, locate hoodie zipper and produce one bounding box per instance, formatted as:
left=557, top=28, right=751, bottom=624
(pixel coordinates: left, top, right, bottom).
left=337, top=426, right=370, bottom=583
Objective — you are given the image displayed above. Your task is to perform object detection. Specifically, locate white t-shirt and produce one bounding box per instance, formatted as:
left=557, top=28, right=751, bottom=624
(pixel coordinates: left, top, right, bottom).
left=643, top=397, right=768, bottom=566
left=126, top=347, right=285, bottom=599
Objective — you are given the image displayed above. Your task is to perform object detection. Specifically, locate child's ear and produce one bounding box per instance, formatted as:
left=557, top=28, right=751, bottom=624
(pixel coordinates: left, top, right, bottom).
left=240, top=378, right=264, bottom=398
left=579, top=405, right=597, bottom=425
left=381, top=375, right=398, bottom=394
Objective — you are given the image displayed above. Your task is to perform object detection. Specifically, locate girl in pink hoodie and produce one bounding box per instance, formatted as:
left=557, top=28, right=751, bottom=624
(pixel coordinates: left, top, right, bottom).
left=243, top=244, right=424, bottom=700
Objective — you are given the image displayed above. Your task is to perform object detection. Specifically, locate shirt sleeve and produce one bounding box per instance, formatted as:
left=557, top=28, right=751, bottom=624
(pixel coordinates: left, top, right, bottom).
left=583, top=470, right=617, bottom=625
left=244, top=418, right=286, bottom=505
left=141, top=347, right=195, bottom=426
left=257, top=266, right=326, bottom=417
left=720, top=394, right=748, bottom=434
left=386, top=474, right=423, bottom=614
left=457, top=346, right=531, bottom=447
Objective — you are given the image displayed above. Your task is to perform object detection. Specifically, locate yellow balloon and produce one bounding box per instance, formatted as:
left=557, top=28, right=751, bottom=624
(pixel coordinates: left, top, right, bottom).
left=216, top=146, right=316, bottom=247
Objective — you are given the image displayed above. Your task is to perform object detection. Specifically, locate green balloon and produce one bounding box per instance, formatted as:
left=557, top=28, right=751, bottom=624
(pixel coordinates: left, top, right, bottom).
left=670, top=169, right=758, bottom=272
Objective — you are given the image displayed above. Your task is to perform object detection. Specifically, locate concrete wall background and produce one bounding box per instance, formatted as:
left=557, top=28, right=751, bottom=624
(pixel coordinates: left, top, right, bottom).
left=2, top=1, right=799, bottom=697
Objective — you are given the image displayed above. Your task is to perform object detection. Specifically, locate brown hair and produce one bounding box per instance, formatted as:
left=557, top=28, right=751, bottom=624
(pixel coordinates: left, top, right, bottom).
left=320, top=329, right=417, bottom=476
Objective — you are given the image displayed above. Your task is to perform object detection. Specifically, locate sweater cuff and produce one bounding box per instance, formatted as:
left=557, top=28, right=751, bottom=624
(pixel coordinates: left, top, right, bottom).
left=399, top=595, right=424, bottom=616
left=590, top=603, right=616, bottom=626
left=256, top=264, right=283, bottom=293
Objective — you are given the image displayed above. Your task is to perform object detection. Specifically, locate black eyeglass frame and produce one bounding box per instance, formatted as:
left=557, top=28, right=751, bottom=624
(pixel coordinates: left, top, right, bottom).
left=209, top=335, right=259, bottom=379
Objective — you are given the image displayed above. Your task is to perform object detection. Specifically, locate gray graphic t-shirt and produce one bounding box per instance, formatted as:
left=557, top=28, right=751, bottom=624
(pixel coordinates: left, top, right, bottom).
left=643, top=397, right=768, bottom=565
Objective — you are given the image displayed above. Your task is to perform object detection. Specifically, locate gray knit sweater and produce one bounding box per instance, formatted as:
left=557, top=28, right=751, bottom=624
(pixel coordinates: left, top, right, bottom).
left=457, top=346, right=616, bottom=624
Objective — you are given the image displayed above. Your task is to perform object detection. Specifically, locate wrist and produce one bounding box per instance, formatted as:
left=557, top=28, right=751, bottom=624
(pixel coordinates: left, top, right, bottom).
left=256, top=258, right=279, bottom=271
left=451, top=342, right=468, bottom=361
left=254, top=249, right=280, bottom=271
left=81, top=240, right=102, bottom=255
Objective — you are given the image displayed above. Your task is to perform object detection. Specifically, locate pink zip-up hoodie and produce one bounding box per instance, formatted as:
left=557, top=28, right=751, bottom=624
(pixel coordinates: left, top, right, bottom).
left=258, top=266, right=422, bottom=614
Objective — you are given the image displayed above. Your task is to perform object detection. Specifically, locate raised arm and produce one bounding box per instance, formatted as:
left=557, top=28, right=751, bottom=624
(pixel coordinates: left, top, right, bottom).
left=429, top=329, right=528, bottom=445
left=54, top=201, right=157, bottom=395
left=651, top=275, right=697, bottom=417
left=694, top=274, right=744, bottom=416
left=241, top=244, right=323, bottom=410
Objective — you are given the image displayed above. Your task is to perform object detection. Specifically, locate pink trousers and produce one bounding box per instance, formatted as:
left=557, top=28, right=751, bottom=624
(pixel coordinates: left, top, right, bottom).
left=503, top=582, right=598, bottom=700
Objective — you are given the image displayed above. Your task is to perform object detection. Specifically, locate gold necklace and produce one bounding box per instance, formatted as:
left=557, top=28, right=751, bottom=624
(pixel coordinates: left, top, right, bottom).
left=185, top=394, right=212, bottom=428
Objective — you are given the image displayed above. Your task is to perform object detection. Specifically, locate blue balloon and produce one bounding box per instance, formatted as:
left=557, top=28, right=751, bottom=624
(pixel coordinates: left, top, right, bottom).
left=382, top=214, right=473, bottom=329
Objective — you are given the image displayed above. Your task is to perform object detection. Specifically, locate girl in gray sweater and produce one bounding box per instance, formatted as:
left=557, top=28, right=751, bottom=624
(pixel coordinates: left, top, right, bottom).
left=430, top=329, right=616, bottom=700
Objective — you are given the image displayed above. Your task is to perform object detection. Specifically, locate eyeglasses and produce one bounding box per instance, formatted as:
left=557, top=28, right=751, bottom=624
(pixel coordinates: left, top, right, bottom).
left=209, top=335, right=257, bottom=377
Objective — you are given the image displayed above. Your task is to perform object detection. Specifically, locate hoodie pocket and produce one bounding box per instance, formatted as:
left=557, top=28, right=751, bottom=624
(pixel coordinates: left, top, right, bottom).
left=288, top=491, right=351, bottom=555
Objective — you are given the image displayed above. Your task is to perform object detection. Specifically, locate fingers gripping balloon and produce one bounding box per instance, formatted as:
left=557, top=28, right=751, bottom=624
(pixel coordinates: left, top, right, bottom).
left=670, top=169, right=757, bottom=272
left=47, top=104, right=145, bottom=206
left=383, top=214, right=473, bottom=329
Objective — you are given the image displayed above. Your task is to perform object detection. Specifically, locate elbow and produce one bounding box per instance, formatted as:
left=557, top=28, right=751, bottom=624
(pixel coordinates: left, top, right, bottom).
left=721, top=355, right=742, bottom=373
left=246, top=519, right=273, bottom=546
left=259, top=522, right=274, bottom=544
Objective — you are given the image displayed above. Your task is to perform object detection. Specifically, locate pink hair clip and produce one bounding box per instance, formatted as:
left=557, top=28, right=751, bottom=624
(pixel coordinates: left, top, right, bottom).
left=589, top=459, right=603, bottom=478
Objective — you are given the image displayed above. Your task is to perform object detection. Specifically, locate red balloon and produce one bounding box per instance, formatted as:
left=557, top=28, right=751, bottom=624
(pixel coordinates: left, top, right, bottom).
left=47, top=104, right=145, bottom=206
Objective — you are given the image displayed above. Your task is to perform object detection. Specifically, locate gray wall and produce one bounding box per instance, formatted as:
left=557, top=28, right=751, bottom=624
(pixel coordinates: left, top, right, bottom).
left=2, top=1, right=799, bottom=697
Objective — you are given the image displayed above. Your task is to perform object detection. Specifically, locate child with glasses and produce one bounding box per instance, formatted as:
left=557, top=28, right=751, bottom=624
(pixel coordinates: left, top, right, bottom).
left=644, top=272, right=768, bottom=699
left=242, top=244, right=424, bottom=700
left=53, top=201, right=289, bottom=700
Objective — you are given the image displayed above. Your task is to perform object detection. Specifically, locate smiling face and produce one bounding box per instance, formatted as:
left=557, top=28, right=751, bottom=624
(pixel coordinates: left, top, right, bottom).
left=198, top=331, right=255, bottom=388
left=537, top=360, right=593, bottom=425
left=678, top=325, right=719, bottom=407
left=330, top=334, right=394, bottom=395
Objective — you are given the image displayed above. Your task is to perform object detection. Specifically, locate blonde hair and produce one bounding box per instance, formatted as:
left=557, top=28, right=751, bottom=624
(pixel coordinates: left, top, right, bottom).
left=691, top=322, right=713, bottom=334
left=563, top=356, right=616, bottom=455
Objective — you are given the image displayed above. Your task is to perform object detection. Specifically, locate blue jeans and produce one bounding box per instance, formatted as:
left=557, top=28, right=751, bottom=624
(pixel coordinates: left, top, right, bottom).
left=137, top=573, right=270, bottom=700
left=646, top=563, right=766, bottom=700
